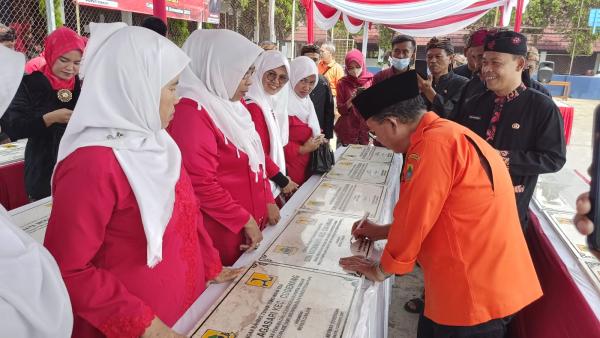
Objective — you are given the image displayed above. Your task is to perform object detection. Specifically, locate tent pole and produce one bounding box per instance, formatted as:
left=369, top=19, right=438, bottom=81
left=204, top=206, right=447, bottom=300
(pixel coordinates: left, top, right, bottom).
left=514, top=0, right=524, bottom=32
left=362, top=22, right=369, bottom=62
left=307, top=0, right=314, bottom=43
left=291, top=0, right=296, bottom=58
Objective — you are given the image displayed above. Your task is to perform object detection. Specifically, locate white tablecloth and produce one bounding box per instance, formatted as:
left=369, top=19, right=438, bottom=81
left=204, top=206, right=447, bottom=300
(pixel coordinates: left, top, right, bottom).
left=174, top=147, right=403, bottom=337
left=532, top=171, right=600, bottom=320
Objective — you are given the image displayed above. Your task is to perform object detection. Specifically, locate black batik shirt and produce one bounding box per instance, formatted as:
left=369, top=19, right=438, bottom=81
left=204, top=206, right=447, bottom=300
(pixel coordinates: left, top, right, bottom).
left=425, top=72, right=469, bottom=118
left=455, top=86, right=566, bottom=230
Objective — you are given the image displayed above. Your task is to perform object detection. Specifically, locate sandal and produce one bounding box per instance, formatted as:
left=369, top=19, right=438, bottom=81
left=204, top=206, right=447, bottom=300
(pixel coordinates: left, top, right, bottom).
left=404, top=297, right=425, bottom=314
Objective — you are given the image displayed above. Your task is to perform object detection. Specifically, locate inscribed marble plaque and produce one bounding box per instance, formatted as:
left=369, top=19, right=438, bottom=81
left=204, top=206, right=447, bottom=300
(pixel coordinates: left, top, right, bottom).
left=190, top=262, right=361, bottom=338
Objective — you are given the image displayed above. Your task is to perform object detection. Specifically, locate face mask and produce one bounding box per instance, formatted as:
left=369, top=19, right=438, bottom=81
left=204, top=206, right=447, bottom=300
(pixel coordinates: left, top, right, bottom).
left=349, top=67, right=362, bottom=78
left=390, top=57, right=410, bottom=71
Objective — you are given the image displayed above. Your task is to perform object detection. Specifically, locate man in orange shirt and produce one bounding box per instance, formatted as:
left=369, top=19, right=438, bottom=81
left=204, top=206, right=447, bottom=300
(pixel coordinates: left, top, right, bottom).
left=340, top=70, right=542, bottom=337
left=318, top=42, right=344, bottom=97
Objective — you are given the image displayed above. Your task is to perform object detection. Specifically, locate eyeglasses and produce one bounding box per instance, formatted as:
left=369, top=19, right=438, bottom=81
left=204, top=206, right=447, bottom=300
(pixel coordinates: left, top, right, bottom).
left=309, top=57, right=319, bottom=63
left=265, top=70, right=289, bottom=84
left=368, top=131, right=377, bottom=140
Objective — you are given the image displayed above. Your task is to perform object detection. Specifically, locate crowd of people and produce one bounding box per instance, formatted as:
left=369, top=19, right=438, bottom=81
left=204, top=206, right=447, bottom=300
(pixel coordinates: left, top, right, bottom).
left=0, top=15, right=595, bottom=338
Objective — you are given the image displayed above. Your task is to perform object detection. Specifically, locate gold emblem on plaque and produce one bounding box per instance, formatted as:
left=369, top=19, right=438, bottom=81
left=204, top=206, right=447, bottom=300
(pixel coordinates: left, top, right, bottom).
left=201, top=329, right=236, bottom=338
left=57, top=89, right=73, bottom=103
left=246, top=272, right=276, bottom=288
left=274, top=245, right=298, bottom=255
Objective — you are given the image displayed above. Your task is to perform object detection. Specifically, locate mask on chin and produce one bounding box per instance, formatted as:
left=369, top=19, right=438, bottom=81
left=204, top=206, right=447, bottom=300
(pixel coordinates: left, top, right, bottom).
left=349, top=67, right=362, bottom=78
left=389, top=57, right=411, bottom=71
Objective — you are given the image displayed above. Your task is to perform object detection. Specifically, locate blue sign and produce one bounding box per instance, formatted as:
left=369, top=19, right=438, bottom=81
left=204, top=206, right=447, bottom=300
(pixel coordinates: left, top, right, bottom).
left=588, top=8, right=600, bottom=33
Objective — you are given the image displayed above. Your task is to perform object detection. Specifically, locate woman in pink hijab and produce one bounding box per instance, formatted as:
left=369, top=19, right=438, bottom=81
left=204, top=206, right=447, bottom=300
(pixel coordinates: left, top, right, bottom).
left=334, top=49, right=374, bottom=146
left=2, top=27, right=85, bottom=200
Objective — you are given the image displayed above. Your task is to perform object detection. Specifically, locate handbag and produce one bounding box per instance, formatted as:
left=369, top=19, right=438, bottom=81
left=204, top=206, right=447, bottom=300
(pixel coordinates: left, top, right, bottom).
left=310, top=142, right=335, bottom=175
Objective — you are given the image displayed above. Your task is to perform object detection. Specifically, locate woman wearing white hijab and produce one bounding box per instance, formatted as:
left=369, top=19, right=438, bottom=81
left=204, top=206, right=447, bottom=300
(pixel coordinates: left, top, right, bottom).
left=284, top=56, right=327, bottom=186
left=44, top=24, right=239, bottom=338
left=245, top=50, right=299, bottom=204
left=0, top=45, right=73, bottom=338
left=168, top=29, right=272, bottom=266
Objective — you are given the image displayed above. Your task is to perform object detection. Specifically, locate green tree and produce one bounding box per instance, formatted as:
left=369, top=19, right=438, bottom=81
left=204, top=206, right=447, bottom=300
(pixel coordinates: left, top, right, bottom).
left=472, top=10, right=499, bottom=29
left=274, top=0, right=305, bottom=41
left=219, top=0, right=304, bottom=42
left=39, top=0, right=64, bottom=28
left=168, top=19, right=190, bottom=47
left=522, top=0, right=600, bottom=55
left=377, top=24, right=394, bottom=52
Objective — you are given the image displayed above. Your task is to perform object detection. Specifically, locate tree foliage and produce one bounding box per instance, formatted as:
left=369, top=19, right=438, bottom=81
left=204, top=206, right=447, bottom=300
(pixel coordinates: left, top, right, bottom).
left=377, top=24, right=393, bottom=52
left=522, top=0, right=600, bottom=55
left=221, top=0, right=305, bottom=42
left=168, top=18, right=190, bottom=47
left=38, top=0, right=63, bottom=27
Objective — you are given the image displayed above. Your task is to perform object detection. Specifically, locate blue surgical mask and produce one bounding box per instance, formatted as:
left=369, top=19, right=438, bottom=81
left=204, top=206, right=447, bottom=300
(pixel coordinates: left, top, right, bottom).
left=390, top=57, right=411, bottom=71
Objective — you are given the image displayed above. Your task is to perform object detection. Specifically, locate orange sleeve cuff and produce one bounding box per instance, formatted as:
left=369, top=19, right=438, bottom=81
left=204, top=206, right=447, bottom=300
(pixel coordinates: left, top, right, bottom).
left=380, top=247, right=416, bottom=276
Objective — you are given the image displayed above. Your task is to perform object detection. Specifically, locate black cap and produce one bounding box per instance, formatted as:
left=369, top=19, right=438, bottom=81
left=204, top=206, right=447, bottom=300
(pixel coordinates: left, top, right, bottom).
left=352, top=70, right=420, bottom=120
left=484, top=31, right=527, bottom=56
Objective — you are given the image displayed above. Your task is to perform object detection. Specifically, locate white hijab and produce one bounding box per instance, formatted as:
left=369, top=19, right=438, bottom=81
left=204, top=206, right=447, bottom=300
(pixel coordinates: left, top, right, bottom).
left=288, top=56, right=321, bottom=137
left=178, top=29, right=265, bottom=176
left=0, top=45, right=73, bottom=337
left=56, top=23, right=190, bottom=268
left=246, top=50, right=290, bottom=194
left=0, top=45, right=23, bottom=114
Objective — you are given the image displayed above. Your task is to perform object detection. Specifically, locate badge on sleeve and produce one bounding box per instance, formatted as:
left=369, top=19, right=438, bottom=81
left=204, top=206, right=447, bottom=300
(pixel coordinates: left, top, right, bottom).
left=407, top=153, right=420, bottom=161
left=405, top=163, right=414, bottom=181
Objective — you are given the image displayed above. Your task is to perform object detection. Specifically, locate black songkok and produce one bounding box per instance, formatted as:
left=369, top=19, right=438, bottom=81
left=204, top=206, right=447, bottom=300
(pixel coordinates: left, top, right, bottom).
left=353, top=70, right=420, bottom=120
left=484, top=31, right=528, bottom=56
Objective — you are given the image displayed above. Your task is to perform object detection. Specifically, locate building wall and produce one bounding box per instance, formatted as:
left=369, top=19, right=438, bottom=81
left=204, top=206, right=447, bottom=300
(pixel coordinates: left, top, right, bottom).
left=544, top=52, right=599, bottom=75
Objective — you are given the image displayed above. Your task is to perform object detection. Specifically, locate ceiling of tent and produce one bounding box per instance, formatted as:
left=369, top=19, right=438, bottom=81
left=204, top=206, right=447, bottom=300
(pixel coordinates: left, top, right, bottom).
left=307, top=0, right=527, bottom=37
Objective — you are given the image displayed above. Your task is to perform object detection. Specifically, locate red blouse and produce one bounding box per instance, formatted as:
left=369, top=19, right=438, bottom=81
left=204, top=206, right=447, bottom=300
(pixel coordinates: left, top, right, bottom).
left=245, top=100, right=281, bottom=179
left=168, top=98, right=273, bottom=265
left=283, top=115, right=313, bottom=186
left=44, top=146, right=222, bottom=338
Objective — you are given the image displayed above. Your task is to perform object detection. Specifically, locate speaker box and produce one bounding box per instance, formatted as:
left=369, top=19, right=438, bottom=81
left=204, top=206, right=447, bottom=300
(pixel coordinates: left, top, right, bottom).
left=538, top=61, right=555, bottom=83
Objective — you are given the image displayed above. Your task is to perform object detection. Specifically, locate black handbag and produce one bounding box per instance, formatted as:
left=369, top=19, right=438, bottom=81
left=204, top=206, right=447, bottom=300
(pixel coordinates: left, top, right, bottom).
left=310, top=143, right=335, bottom=174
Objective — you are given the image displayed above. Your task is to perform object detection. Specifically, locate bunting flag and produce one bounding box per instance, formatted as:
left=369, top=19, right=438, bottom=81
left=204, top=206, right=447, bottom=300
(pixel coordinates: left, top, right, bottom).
left=305, top=0, right=528, bottom=37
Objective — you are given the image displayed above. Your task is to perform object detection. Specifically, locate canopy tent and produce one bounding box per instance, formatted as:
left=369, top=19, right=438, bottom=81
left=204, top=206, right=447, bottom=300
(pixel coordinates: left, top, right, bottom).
left=300, top=0, right=529, bottom=46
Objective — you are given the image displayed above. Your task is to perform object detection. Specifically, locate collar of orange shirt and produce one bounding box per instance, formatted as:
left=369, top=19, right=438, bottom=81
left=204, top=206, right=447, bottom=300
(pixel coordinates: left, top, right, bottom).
left=320, top=59, right=338, bottom=68
left=410, top=111, right=440, bottom=145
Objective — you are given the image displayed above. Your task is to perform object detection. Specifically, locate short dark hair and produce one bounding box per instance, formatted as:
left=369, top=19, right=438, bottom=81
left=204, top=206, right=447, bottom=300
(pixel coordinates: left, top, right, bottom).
left=370, top=96, right=426, bottom=124
left=301, top=44, right=320, bottom=55
left=141, top=16, right=167, bottom=37
left=391, top=34, right=416, bottom=50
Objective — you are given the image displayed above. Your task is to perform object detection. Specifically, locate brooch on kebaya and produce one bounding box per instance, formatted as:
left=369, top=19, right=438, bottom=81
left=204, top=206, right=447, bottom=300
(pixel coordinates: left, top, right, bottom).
left=57, top=89, right=73, bottom=103
left=106, top=132, right=124, bottom=140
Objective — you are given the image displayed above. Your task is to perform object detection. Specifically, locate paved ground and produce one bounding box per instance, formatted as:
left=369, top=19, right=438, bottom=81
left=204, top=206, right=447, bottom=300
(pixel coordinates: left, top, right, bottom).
left=386, top=98, right=600, bottom=338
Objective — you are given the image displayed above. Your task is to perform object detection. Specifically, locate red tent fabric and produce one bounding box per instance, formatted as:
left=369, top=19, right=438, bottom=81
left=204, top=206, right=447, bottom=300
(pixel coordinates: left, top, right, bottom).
left=302, top=0, right=527, bottom=42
